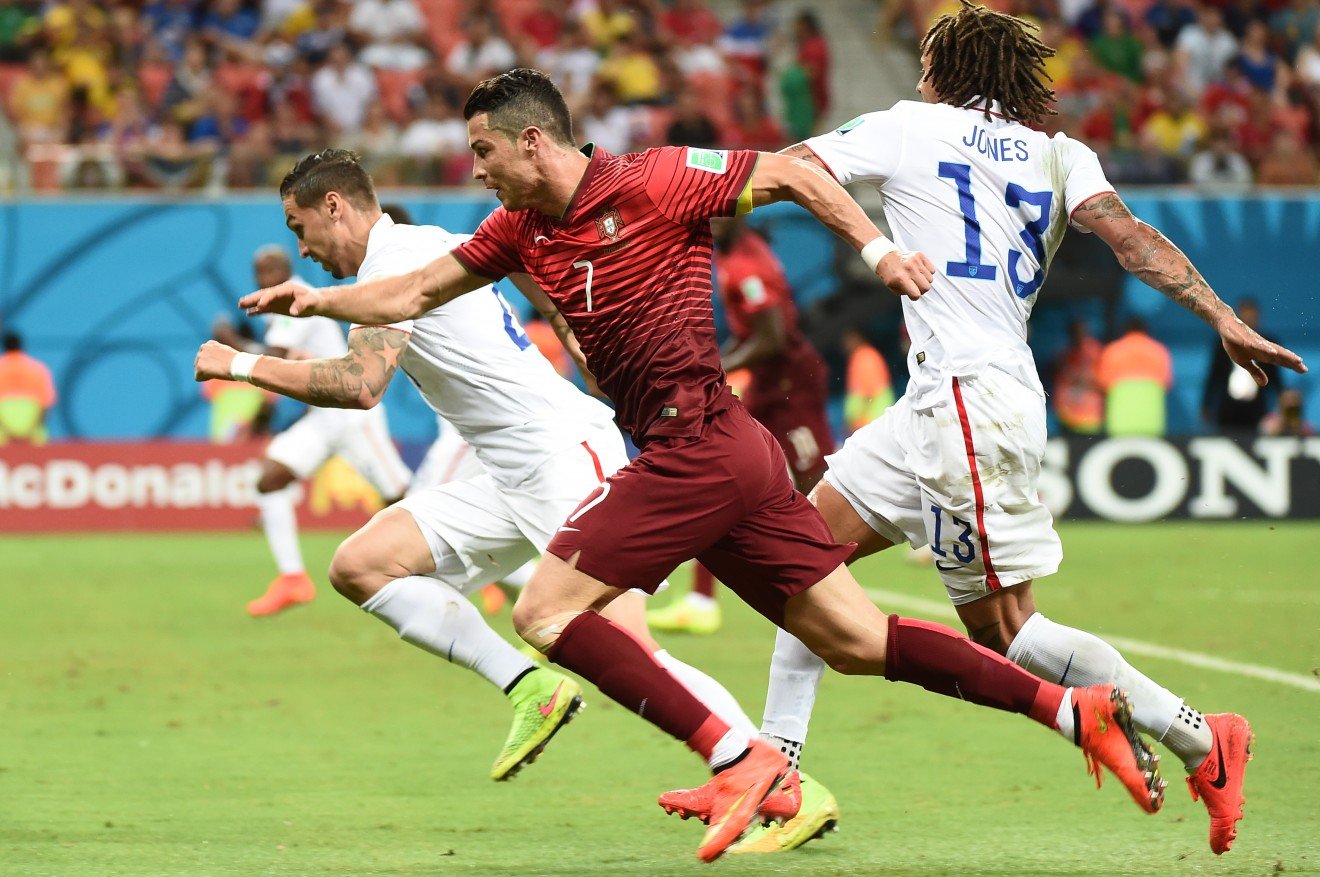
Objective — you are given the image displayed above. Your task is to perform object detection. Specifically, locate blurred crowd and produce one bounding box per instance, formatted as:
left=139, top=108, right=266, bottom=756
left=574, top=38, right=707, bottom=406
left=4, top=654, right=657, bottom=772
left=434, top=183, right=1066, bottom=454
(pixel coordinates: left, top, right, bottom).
left=885, top=0, right=1320, bottom=187
left=0, top=0, right=831, bottom=192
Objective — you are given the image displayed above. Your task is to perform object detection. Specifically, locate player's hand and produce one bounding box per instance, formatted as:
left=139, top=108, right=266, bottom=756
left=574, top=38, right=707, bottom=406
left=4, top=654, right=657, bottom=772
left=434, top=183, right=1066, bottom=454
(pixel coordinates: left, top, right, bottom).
left=877, top=251, right=935, bottom=301
left=239, top=281, right=323, bottom=317
left=194, top=340, right=239, bottom=382
left=1216, top=315, right=1307, bottom=386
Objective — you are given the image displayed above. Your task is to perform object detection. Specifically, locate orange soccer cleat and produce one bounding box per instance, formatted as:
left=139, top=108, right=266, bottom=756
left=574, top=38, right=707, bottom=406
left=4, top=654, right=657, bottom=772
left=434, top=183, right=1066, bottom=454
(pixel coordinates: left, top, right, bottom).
left=1073, top=684, right=1166, bottom=814
left=247, top=572, right=316, bottom=617
left=479, top=583, right=508, bottom=615
left=1187, top=713, right=1254, bottom=855
left=660, top=767, right=802, bottom=825
left=686, top=740, right=789, bottom=863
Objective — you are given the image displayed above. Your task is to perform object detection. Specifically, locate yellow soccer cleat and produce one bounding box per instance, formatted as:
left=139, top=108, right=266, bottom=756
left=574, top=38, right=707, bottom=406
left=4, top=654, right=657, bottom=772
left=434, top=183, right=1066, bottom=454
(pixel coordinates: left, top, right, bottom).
left=491, top=669, right=583, bottom=781
left=730, top=771, right=840, bottom=854
left=646, top=595, right=722, bottom=635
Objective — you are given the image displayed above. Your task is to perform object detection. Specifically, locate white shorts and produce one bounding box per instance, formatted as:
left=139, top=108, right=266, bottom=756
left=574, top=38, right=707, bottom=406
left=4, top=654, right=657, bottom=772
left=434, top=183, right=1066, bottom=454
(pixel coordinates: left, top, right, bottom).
left=824, top=368, right=1062, bottom=605
left=266, top=405, right=412, bottom=499
left=407, top=424, right=483, bottom=497
left=397, top=423, right=629, bottom=595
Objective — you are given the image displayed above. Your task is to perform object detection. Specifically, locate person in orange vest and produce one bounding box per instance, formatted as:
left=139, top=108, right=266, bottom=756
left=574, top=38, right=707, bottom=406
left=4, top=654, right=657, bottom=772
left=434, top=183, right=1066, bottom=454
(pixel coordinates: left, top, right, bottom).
left=1096, top=317, right=1173, bottom=436
left=0, top=331, right=57, bottom=444
left=1052, top=318, right=1104, bottom=434
left=841, top=327, right=894, bottom=434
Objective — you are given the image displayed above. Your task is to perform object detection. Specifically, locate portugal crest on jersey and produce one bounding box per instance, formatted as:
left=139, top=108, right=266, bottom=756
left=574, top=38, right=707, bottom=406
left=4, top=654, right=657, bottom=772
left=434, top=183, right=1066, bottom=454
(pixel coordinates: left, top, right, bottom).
left=596, top=207, right=624, bottom=241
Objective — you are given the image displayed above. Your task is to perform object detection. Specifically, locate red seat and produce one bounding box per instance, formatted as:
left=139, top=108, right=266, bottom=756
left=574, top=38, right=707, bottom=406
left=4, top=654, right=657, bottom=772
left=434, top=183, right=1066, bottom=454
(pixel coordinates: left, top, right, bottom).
left=375, top=68, right=425, bottom=124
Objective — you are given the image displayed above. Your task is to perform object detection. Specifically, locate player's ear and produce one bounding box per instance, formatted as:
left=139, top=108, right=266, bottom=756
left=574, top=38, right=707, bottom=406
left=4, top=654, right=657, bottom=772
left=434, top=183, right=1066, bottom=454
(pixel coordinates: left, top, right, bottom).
left=521, top=126, right=541, bottom=155
left=325, top=191, right=344, bottom=222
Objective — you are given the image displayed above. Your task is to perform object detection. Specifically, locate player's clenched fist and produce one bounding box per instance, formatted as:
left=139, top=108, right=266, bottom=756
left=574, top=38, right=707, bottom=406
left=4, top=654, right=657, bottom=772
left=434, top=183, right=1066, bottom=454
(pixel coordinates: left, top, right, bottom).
left=877, top=251, right=935, bottom=301
left=194, top=340, right=240, bottom=382
left=239, top=281, right=322, bottom=317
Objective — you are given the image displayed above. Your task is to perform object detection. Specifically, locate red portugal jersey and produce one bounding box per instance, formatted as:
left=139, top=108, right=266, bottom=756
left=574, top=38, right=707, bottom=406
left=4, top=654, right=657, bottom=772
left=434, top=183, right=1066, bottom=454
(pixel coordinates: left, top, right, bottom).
left=452, top=145, right=759, bottom=442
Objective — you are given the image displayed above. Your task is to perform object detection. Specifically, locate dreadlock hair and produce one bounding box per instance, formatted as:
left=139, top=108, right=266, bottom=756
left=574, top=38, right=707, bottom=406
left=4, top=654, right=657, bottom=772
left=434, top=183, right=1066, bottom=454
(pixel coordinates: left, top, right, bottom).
left=279, top=148, right=378, bottom=210
left=920, top=0, right=1057, bottom=125
left=463, top=68, right=575, bottom=147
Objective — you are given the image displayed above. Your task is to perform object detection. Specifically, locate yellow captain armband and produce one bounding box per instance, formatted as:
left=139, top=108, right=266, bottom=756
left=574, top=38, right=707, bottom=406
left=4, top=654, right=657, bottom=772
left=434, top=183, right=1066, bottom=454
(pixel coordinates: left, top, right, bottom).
left=735, top=177, right=755, bottom=216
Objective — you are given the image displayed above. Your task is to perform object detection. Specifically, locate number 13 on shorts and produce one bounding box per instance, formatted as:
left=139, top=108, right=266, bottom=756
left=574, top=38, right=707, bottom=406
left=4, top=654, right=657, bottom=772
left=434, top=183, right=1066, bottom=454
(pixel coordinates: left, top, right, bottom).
left=927, top=503, right=977, bottom=569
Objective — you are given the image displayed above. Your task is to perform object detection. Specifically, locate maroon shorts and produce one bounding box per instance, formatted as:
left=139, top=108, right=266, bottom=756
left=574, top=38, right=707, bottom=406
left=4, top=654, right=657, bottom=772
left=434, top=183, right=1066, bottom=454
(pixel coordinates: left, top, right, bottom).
left=546, top=402, right=854, bottom=626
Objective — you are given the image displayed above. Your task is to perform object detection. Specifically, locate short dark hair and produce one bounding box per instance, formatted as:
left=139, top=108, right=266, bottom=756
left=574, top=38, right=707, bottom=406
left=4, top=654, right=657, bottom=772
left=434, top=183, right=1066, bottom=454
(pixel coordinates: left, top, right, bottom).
left=280, top=148, right=378, bottom=210
left=3, top=331, right=20, bottom=352
left=921, top=0, right=1057, bottom=125
left=380, top=202, right=414, bottom=225
left=463, top=68, right=575, bottom=147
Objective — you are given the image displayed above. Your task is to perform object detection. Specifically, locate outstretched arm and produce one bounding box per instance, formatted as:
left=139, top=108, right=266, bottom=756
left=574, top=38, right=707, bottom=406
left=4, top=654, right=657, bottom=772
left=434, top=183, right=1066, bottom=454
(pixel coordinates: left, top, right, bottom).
left=1073, top=192, right=1307, bottom=385
left=751, top=150, right=935, bottom=301
left=239, top=254, right=489, bottom=324
left=194, top=325, right=410, bottom=409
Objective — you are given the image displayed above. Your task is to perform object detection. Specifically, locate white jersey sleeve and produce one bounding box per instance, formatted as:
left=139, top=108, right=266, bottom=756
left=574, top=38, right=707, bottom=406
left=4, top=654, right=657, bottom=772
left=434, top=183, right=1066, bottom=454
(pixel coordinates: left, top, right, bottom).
left=803, top=105, right=908, bottom=185
left=1051, top=134, right=1116, bottom=232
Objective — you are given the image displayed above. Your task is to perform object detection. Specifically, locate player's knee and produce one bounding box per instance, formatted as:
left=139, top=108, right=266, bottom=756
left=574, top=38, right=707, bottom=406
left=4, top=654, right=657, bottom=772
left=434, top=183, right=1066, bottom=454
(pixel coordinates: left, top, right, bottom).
left=512, top=598, right=584, bottom=655
left=327, top=543, right=385, bottom=605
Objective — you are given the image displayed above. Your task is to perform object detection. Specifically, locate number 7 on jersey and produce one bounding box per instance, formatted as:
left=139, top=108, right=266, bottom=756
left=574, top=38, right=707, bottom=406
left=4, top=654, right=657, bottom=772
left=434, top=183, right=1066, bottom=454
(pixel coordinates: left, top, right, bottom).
left=572, top=259, right=594, bottom=312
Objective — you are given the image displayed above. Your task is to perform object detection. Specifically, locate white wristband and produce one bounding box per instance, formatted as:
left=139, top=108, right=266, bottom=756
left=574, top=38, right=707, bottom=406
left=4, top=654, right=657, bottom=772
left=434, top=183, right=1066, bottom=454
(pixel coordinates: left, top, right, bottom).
left=860, top=237, right=900, bottom=274
left=230, top=351, right=261, bottom=383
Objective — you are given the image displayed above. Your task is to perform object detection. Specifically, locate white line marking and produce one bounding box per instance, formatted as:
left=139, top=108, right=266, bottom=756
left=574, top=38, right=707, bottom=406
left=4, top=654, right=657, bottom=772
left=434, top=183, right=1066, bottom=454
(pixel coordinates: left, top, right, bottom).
left=862, top=587, right=1320, bottom=694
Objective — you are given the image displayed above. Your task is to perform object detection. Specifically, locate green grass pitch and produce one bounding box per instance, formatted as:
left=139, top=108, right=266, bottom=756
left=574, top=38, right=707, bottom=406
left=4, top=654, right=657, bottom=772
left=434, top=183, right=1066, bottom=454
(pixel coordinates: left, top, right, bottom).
left=1, top=522, right=1317, bottom=876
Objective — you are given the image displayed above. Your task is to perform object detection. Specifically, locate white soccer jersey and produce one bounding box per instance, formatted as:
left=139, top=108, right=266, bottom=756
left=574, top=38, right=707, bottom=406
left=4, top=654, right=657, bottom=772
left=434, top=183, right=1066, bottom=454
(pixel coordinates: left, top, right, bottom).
left=355, top=215, right=617, bottom=486
left=264, top=277, right=350, bottom=359
left=806, top=100, right=1114, bottom=408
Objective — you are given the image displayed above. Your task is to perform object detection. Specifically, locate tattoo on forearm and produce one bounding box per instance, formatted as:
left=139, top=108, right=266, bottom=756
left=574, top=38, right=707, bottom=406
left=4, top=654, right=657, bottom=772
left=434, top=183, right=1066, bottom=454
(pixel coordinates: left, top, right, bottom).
left=305, top=328, right=406, bottom=407
left=1072, top=192, right=1130, bottom=222
left=778, top=142, right=816, bottom=158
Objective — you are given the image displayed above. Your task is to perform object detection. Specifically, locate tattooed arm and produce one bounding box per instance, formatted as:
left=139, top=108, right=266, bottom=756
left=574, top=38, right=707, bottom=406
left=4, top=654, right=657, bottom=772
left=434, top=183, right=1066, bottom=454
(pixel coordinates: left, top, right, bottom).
left=1073, top=192, right=1306, bottom=384
left=194, top=326, right=409, bottom=409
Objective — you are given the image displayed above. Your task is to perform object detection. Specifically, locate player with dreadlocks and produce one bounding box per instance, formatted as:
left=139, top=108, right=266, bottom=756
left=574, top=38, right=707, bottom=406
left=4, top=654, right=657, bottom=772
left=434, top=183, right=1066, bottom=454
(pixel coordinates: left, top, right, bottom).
left=662, top=0, right=1305, bottom=856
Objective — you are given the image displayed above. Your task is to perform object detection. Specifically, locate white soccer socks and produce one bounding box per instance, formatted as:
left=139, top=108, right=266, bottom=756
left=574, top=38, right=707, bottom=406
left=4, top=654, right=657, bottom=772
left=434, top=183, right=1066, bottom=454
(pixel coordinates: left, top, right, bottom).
left=362, top=576, right=535, bottom=692
left=758, top=628, right=827, bottom=771
left=655, top=649, right=758, bottom=739
left=1007, top=612, right=1212, bottom=768
left=256, top=486, right=305, bottom=575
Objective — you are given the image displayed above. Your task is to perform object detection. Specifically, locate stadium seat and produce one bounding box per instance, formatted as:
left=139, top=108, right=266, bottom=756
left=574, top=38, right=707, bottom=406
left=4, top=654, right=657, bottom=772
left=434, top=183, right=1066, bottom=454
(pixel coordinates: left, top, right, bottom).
left=0, top=63, right=24, bottom=104
left=687, top=72, right=735, bottom=130
left=415, top=0, right=465, bottom=57
left=493, top=0, right=539, bottom=41
left=137, top=62, right=173, bottom=114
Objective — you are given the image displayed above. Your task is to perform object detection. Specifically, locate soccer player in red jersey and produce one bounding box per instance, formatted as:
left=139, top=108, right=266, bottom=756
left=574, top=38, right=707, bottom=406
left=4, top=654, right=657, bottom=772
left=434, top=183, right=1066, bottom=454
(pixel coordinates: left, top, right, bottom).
left=243, top=69, right=1164, bottom=862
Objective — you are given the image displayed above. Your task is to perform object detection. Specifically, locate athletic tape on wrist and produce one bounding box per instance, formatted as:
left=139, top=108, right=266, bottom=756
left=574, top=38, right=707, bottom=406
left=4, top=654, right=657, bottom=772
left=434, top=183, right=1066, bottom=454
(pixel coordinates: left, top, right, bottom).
left=230, top=351, right=260, bottom=382
left=860, top=237, right=900, bottom=274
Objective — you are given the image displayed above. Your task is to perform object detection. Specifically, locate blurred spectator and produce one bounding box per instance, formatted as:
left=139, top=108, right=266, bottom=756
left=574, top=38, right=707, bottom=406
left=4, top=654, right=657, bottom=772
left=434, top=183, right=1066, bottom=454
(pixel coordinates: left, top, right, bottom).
left=200, top=0, right=261, bottom=57
left=841, top=328, right=893, bottom=434
left=135, top=116, right=218, bottom=189
left=1175, top=5, right=1239, bottom=96
left=1188, top=128, right=1254, bottom=188
left=1202, top=298, right=1280, bottom=432
left=535, top=18, right=600, bottom=110
left=1271, top=0, right=1320, bottom=57
left=724, top=88, right=784, bottom=151
left=311, top=42, right=376, bottom=136
left=1260, top=388, right=1317, bottom=436
left=1107, top=126, right=1186, bottom=182
left=1052, top=319, right=1105, bottom=435
left=1092, top=9, right=1145, bottom=82
left=1097, top=317, right=1174, bottom=436
left=397, top=92, right=466, bottom=182
left=142, top=0, right=196, bottom=62
left=1297, top=26, right=1320, bottom=85
left=161, top=38, right=213, bottom=127
left=1256, top=130, right=1320, bottom=183
left=0, top=1, right=40, bottom=62
left=779, top=57, right=814, bottom=141
left=342, top=101, right=402, bottom=175
left=517, top=0, right=565, bottom=51
left=580, top=83, right=635, bottom=154
left=580, top=0, right=635, bottom=51
left=721, top=0, right=776, bottom=91
left=8, top=48, right=70, bottom=146
left=794, top=12, right=830, bottom=126
left=446, top=15, right=517, bottom=87
left=1142, top=88, right=1207, bottom=156
left=1234, top=20, right=1285, bottom=92
left=663, top=0, right=725, bottom=45
left=0, top=330, right=56, bottom=445
left=598, top=29, right=662, bottom=105
left=666, top=88, right=719, bottom=147
left=350, top=0, right=429, bottom=71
